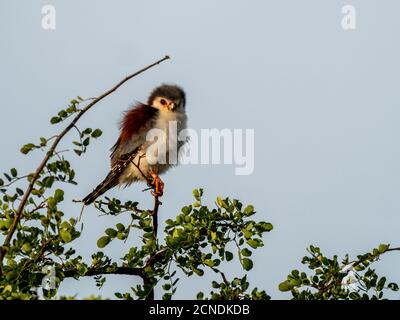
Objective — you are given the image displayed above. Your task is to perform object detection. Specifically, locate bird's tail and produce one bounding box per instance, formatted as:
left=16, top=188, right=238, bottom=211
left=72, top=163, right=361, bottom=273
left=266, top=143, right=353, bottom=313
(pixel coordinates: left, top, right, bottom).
left=82, top=148, right=140, bottom=205
left=82, top=172, right=118, bottom=205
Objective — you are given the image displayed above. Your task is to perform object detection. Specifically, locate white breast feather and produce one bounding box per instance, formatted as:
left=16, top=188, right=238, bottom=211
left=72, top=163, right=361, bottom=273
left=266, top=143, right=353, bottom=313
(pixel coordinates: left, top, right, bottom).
left=118, top=110, right=187, bottom=185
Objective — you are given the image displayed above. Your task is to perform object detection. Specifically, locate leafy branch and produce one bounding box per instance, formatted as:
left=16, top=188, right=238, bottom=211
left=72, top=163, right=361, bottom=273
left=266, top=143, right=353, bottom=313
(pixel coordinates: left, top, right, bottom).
left=0, top=55, right=170, bottom=267
left=279, top=244, right=400, bottom=300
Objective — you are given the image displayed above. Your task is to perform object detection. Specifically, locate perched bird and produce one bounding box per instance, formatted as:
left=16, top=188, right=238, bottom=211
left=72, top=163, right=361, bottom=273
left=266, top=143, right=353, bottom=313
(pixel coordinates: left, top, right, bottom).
left=82, top=84, right=187, bottom=205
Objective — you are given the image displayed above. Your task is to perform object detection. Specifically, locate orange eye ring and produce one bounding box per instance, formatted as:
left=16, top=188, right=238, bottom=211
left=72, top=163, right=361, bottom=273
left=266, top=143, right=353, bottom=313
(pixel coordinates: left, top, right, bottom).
left=160, top=99, right=167, bottom=105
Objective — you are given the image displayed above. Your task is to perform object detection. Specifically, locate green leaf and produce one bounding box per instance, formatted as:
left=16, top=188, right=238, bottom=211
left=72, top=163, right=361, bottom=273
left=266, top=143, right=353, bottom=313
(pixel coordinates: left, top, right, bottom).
left=278, top=280, right=292, bottom=292
left=60, top=229, right=72, bottom=243
left=6, top=271, right=18, bottom=281
left=193, top=268, right=204, bottom=276
left=97, top=236, right=111, bottom=248
left=182, top=206, right=191, bottom=215
left=117, top=232, right=126, bottom=240
left=242, top=258, right=253, bottom=271
left=241, top=248, right=252, bottom=257
left=66, top=105, right=77, bottom=113
left=196, top=292, right=204, bottom=300
left=388, top=283, right=399, bottom=291
left=354, top=264, right=365, bottom=272
left=54, top=189, right=64, bottom=202
left=162, top=293, right=172, bottom=300
left=43, top=176, right=55, bottom=188
left=39, top=137, right=47, bottom=147
left=10, top=168, right=17, bottom=177
left=50, top=116, right=61, bottom=124
left=20, top=143, right=36, bottom=154
left=115, top=292, right=123, bottom=299
left=162, top=284, right=171, bottom=291
left=60, top=221, right=71, bottom=229
left=47, top=197, right=57, bottom=209
left=116, top=223, right=125, bottom=231
left=58, top=110, right=68, bottom=118
left=243, top=231, right=253, bottom=239
left=82, top=128, right=92, bottom=135
left=377, top=277, right=386, bottom=291
left=243, top=205, right=255, bottom=216
left=225, top=251, right=234, bottom=261
left=22, top=243, right=32, bottom=253
left=260, top=222, right=273, bottom=232
left=193, top=189, right=200, bottom=200
left=378, top=244, right=389, bottom=254
left=105, top=228, right=117, bottom=237
left=349, top=292, right=360, bottom=300
left=204, top=259, right=214, bottom=267
left=91, top=129, right=103, bottom=138
left=247, top=239, right=259, bottom=249
left=83, top=137, right=90, bottom=146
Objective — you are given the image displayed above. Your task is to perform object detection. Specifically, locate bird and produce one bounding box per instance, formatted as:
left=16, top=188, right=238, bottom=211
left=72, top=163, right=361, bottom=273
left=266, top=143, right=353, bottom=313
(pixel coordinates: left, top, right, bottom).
left=82, top=84, right=187, bottom=205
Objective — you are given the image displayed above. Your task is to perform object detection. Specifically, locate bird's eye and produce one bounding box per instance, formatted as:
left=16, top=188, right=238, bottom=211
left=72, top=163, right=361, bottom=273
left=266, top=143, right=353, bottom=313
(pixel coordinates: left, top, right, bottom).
left=160, top=99, right=167, bottom=105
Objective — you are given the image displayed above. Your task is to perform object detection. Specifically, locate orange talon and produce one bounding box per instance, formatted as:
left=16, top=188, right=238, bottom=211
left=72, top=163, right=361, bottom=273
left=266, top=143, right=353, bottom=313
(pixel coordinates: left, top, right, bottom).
left=149, top=172, right=164, bottom=197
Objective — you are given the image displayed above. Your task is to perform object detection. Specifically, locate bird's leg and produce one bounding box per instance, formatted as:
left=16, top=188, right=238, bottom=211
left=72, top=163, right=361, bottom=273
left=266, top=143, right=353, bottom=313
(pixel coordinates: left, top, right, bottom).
left=148, top=170, right=164, bottom=197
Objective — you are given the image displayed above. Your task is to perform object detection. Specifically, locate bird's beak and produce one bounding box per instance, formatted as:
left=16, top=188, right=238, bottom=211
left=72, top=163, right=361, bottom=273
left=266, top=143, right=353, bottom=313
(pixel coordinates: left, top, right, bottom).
left=169, top=102, right=177, bottom=111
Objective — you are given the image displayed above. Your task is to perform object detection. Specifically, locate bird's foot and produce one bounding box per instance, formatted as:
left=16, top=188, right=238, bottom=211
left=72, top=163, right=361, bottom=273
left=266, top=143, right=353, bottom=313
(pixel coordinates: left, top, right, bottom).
left=148, top=172, right=164, bottom=197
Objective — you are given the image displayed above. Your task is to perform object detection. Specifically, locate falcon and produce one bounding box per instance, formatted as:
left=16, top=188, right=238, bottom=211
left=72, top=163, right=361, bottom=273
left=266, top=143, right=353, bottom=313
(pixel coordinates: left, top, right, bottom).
left=82, top=84, right=187, bottom=205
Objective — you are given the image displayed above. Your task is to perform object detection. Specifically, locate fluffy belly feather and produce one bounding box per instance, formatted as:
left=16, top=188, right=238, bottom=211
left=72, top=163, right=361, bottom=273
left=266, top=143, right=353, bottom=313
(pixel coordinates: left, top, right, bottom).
left=118, top=147, right=176, bottom=186
left=118, top=109, right=187, bottom=186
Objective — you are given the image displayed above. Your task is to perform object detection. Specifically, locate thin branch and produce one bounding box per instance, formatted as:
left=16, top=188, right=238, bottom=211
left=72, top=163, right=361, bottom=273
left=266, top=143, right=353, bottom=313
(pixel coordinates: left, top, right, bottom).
left=131, top=157, right=151, bottom=184
left=63, top=266, right=143, bottom=278
left=27, top=199, right=48, bottom=215
left=17, top=239, right=52, bottom=282
left=152, top=196, right=160, bottom=238
left=350, top=246, right=400, bottom=269
left=0, top=55, right=170, bottom=267
left=219, top=271, right=230, bottom=286
left=384, top=247, right=400, bottom=253
left=143, top=194, right=162, bottom=300
left=1, top=175, right=30, bottom=188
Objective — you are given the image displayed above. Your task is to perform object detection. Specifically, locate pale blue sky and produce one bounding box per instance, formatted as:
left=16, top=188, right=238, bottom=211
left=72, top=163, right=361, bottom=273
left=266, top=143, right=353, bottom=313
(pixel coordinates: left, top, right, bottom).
left=1, top=0, right=400, bottom=299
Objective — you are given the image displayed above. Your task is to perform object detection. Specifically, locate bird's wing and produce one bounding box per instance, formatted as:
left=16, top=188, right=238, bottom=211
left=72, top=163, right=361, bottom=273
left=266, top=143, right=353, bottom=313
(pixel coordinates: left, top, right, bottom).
left=110, top=103, right=159, bottom=166
left=82, top=103, right=158, bottom=205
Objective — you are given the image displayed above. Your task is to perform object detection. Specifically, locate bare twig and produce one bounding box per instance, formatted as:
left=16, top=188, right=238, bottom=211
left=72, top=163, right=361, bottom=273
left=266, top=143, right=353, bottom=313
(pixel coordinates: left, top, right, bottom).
left=219, top=271, right=230, bottom=286
left=130, top=157, right=151, bottom=184
left=1, top=175, right=30, bottom=188
left=350, top=246, right=400, bottom=269
left=0, top=55, right=170, bottom=267
left=143, top=193, right=162, bottom=300
left=152, top=196, right=160, bottom=238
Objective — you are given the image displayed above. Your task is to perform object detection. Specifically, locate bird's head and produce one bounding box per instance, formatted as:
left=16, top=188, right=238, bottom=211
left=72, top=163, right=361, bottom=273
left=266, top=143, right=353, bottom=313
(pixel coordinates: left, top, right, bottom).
left=147, top=84, right=186, bottom=113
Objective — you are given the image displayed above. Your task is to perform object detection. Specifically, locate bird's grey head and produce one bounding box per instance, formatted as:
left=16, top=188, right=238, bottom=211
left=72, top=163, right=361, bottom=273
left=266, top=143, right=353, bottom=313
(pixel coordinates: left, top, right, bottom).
left=148, top=84, right=186, bottom=113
